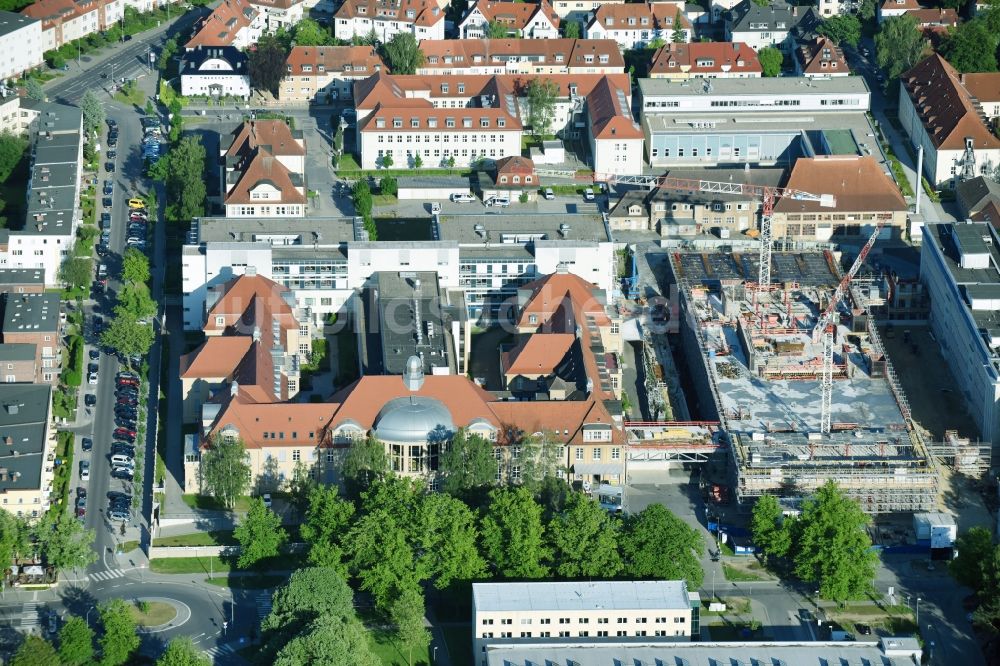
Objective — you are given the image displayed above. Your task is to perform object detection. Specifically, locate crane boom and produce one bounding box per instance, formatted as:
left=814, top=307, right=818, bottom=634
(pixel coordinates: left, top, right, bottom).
left=811, top=220, right=886, bottom=342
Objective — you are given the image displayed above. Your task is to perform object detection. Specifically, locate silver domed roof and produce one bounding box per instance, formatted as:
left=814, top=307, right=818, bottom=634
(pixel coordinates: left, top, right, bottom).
left=374, top=396, right=455, bottom=443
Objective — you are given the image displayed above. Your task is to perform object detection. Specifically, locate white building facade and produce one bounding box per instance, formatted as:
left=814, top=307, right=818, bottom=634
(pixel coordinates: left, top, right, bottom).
left=333, top=0, right=445, bottom=42
left=0, top=12, right=42, bottom=83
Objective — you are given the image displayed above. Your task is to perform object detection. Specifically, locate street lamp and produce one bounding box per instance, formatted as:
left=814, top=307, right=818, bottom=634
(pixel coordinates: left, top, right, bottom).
left=916, top=597, right=921, bottom=626
left=86, top=607, right=95, bottom=627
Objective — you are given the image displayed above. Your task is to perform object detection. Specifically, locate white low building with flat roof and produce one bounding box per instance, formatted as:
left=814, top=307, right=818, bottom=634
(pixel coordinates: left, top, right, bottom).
left=472, top=581, right=698, bottom=665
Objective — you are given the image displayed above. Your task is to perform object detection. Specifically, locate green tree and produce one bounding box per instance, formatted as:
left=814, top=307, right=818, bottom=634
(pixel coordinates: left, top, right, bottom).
left=817, top=14, right=862, bottom=47
left=234, top=497, right=287, bottom=569
left=0, top=132, right=29, bottom=182
left=439, top=428, right=494, bottom=496
left=876, top=15, right=925, bottom=85
left=12, top=635, right=59, bottom=666
left=25, top=79, right=45, bottom=102
left=858, top=0, right=876, bottom=21
left=792, top=481, right=878, bottom=602
left=950, top=526, right=995, bottom=590
left=156, top=637, right=210, bottom=666
left=98, top=599, right=140, bottom=666
left=751, top=0, right=768, bottom=6
left=750, top=493, right=791, bottom=560
left=563, top=20, right=580, bottom=38
left=480, top=486, right=549, bottom=578
left=390, top=584, right=431, bottom=666
left=300, top=484, right=355, bottom=573
left=35, top=510, right=97, bottom=571
left=80, top=90, right=105, bottom=134
left=274, top=614, right=380, bottom=666
left=287, top=459, right=317, bottom=515
left=200, top=435, right=251, bottom=509
left=526, top=77, right=559, bottom=137
left=547, top=491, right=623, bottom=578
left=346, top=505, right=420, bottom=610
left=249, top=33, right=289, bottom=95
left=0, top=504, right=30, bottom=571
left=100, top=315, right=155, bottom=367
left=942, top=19, right=999, bottom=73
left=487, top=20, right=510, bottom=38
left=59, top=257, right=92, bottom=291
left=162, top=134, right=207, bottom=222
left=519, top=431, right=565, bottom=491
left=293, top=18, right=331, bottom=46
left=381, top=152, right=394, bottom=168
left=342, top=434, right=389, bottom=499
left=416, top=492, right=487, bottom=588
left=57, top=615, right=95, bottom=666
left=121, top=247, right=150, bottom=286
left=671, top=9, right=686, bottom=42
left=621, top=503, right=704, bottom=588
left=158, top=36, right=177, bottom=72
left=381, top=32, right=425, bottom=75
left=758, top=47, right=783, bottom=77
left=263, top=567, right=357, bottom=639
left=380, top=175, right=398, bottom=196
left=115, top=285, right=157, bottom=322
left=535, top=475, right=571, bottom=519
left=413, top=154, right=423, bottom=168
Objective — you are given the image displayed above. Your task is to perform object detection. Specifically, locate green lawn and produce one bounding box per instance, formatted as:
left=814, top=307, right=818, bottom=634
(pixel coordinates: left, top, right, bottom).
left=150, top=556, right=232, bottom=575
left=181, top=493, right=252, bottom=512
left=128, top=601, right=176, bottom=627
left=441, top=626, right=472, bottom=666
left=205, top=575, right=286, bottom=589
left=120, top=540, right=140, bottom=553
left=722, top=563, right=767, bottom=582
left=153, top=530, right=237, bottom=547
left=369, top=628, right=432, bottom=666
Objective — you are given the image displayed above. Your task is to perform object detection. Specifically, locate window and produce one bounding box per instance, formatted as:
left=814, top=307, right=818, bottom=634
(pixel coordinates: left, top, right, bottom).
left=501, top=619, right=512, bottom=625
left=617, top=617, right=627, bottom=624
left=215, top=316, right=225, bottom=326
left=482, top=619, right=494, bottom=625
left=597, top=618, right=609, bottom=624
left=575, top=447, right=584, bottom=461
left=540, top=619, right=551, bottom=625
left=611, top=447, right=620, bottom=460
left=292, top=450, right=301, bottom=461
left=592, top=447, right=601, bottom=461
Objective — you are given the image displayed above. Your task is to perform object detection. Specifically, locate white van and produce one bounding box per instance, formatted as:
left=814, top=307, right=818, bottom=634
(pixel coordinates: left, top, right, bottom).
left=450, top=192, right=476, bottom=203
left=485, top=195, right=510, bottom=208
left=110, top=454, right=134, bottom=468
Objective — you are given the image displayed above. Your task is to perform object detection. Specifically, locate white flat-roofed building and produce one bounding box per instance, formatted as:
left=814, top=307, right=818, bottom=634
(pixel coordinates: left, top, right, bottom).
left=472, top=581, right=697, bottom=664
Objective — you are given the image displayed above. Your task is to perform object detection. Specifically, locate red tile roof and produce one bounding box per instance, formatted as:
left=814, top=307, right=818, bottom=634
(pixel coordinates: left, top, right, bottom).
left=495, top=155, right=535, bottom=176
left=418, top=38, right=625, bottom=72
left=225, top=120, right=305, bottom=158
left=180, top=337, right=253, bottom=379
left=224, top=150, right=307, bottom=205
left=284, top=45, right=386, bottom=77
left=467, top=0, right=559, bottom=31
left=335, top=0, right=444, bottom=27
left=591, top=2, right=691, bottom=31
left=774, top=156, right=907, bottom=214
left=503, top=333, right=574, bottom=376
left=901, top=54, right=1000, bottom=152
left=186, top=0, right=259, bottom=48
left=879, top=0, right=922, bottom=11
left=649, top=41, right=761, bottom=77
left=796, top=36, right=848, bottom=76
left=207, top=400, right=338, bottom=449
left=963, top=72, right=1000, bottom=104
left=586, top=77, right=642, bottom=141
left=906, top=7, right=958, bottom=24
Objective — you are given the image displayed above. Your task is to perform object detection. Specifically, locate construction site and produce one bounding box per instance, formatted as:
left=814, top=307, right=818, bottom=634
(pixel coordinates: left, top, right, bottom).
left=666, top=248, right=945, bottom=513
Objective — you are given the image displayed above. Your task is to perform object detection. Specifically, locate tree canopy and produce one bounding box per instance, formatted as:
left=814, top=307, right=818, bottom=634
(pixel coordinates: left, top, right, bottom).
left=817, top=14, right=861, bottom=47
left=58, top=616, right=95, bottom=666
left=300, top=484, right=355, bottom=574
left=292, top=18, right=333, bottom=46
left=390, top=584, right=431, bottom=666
left=249, top=34, right=289, bottom=95
left=439, top=428, right=494, bottom=496
left=80, top=90, right=105, bottom=135
left=381, top=32, right=425, bottom=75
left=12, top=635, right=59, bottom=666
left=100, top=315, right=155, bottom=367
left=342, top=435, right=389, bottom=499
left=875, top=15, right=925, bottom=85
left=950, top=526, right=995, bottom=590
left=480, top=486, right=550, bottom=579
left=758, top=47, right=783, bottom=77
left=546, top=491, right=623, bottom=578
left=35, top=510, right=97, bottom=571
left=416, top=492, right=487, bottom=588
left=121, top=248, right=150, bottom=286
left=263, top=567, right=356, bottom=639
left=201, top=435, right=251, bottom=509
left=234, top=497, right=288, bottom=568
left=526, top=78, right=559, bottom=137
left=621, top=503, right=704, bottom=587
left=274, top=614, right=380, bottom=666
left=156, top=637, right=211, bottom=666
left=942, top=19, right=999, bottom=73
left=750, top=493, right=791, bottom=561
left=98, top=599, right=140, bottom=666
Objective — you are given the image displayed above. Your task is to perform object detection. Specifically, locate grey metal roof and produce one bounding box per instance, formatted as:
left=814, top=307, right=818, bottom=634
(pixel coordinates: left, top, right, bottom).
left=29, top=103, right=83, bottom=135
left=440, top=212, right=609, bottom=244
left=0, top=383, right=52, bottom=494
left=179, top=45, right=247, bottom=75
left=639, top=75, right=869, bottom=98
left=2, top=293, right=59, bottom=333
left=374, top=396, right=455, bottom=443
left=0, top=10, right=38, bottom=38
left=473, top=581, right=690, bottom=613
left=195, top=215, right=357, bottom=245
left=728, top=0, right=819, bottom=34
left=0, top=344, right=37, bottom=362
left=0, top=269, right=45, bottom=285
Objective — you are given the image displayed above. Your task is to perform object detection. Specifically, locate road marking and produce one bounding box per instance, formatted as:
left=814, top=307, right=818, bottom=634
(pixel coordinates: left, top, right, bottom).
left=203, top=643, right=236, bottom=661
left=255, top=591, right=272, bottom=623
left=20, top=602, right=39, bottom=628
left=88, top=568, right=126, bottom=582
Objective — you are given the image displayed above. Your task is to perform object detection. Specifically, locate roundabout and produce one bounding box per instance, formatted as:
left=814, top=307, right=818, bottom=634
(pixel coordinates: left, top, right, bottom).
left=128, top=597, right=192, bottom=633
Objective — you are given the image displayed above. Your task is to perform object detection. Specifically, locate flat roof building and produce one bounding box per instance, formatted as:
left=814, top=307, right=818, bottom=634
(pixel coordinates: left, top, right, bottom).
left=0, top=383, right=55, bottom=519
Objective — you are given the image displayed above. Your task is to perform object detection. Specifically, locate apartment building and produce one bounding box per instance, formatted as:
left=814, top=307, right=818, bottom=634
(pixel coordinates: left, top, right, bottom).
left=21, top=0, right=123, bottom=52
left=417, top=39, right=625, bottom=76
left=587, top=76, right=643, bottom=176
left=333, top=0, right=445, bottom=43
left=638, top=76, right=871, bottom=169
left=795, top=36, right=849, bottom=77
left=899, top=54, right=1000, bottom=187
left=0, top=384, right=55, bottom=519
left=921, top=221, right=1000, bottom=441
left=246, top=0, right=307, bottom=31
left=585, top=2, right=692, bottom=50
left=219, top=119, right=307, bottom=217
left=0, top=293, right=61, bottom=384
left=648, top=41, right=761, bottom=80
left=961, top=72, right=1000, bottom=124
left=459, top=0, right=560, bottom=39
left=726, top=0, right=818, bottom=53
left=0, top=12, right=42, bottom=83
left=0, top=269, right=45, bottom=295
left=185, top=0, right=263, bottom=50
left=179, top=46, right=250, bottom=98
left=0, top=102, right=83, bottom=286
left=771, top=155, right=907, bottom=241
left=279, top=46, right=385, bottom=104
left=472, top=581, right=698, bottom=663
left=550, top=0, right=622, bottom=22
left=878, top=0, right=920, bottom=23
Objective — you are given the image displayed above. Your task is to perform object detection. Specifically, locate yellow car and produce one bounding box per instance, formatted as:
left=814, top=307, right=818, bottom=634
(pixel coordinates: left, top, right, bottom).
left=127, top=198, right=145, bottom=209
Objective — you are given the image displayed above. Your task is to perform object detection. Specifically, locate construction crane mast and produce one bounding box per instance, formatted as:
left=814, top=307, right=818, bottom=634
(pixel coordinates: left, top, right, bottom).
left=811, top=220, right=887, bottom=434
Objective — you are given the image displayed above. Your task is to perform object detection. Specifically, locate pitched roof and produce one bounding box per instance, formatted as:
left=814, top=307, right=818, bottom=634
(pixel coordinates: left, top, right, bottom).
left=284, top=45, right=386, bottom=77
left=225, top=120, right=305, bottom=158
left=466, top=0, right=559, bottom=30
left=495, top=155, right=535, bottom=175
left=901, top=54, right=1000, bottom=151
left=973, top=200, right=1000, bottom=226
left=517, top=272, right=611, bottom=329
left=417, top=38, right=625, bottom=71
left=185, top=0, right=259, bottom=48
left=489, top=397, right=621, bottom=444
left=879, top=0, right=921, bottom=11
left=208, top=399, right=338, bottom=449
left=179, top=45, right=248, bottom=77
left=905, top=7, right=958, bottom=24
left=204, top=274, right=297, bottom=337
left=590, top=2, right=691, bottom=32
left=774, top=156, right=907, bottom=214
left=956, top=175, right=1000, bottom=215
left=20, top=0, right=77, bottom=24
left=503, top=333, right=575, bottom=376
left=360, top=104, right=522, bottom=132
left=224, top=149, right=307, bottom=205
left=180, top=337, right=253, bottom=378
left=649, top=41, right=761, bottom=77
left=796, top=36, right=848, bottom=75
left=963, top=72, right=1000, bottom=104
left=335, top=0, right=444, bottom=27
left=586, top=77, right=642, bottom=141
left=729, top=0, right=803, bottom=32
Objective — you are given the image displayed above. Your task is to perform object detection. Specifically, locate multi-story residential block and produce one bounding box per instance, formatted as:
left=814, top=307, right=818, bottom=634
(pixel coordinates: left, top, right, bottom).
left=185, top=0, right=263, bottom=50
left=725, top=0, right=818, bottom=53
left=22, top=0, right=123, bottom=52
left=647, top=41, right=761, bottom=80
left=550, top=0, right=622, bottom=22
left=921, top=221, right=1000, bottom=441
left=795, top=36, right=848, bottom=77
left=179, top=45, right=250, bottom=99
left=0, top=102, right=83, bottom=286
left=0, top=293, right=61, bottom=384
left=0, top=383, right=56, bottom=519
left=333, top=0, right=445, bottom=43
left=246, top=0, right=306, bottom=31
left=899, top=55, right=1000, bottom=187
left=639, top=76, right=871, bottom=169
left=279, top=45, right=385, bottom=104
left=416, top=38, right=625, bottom=76
left=877, top=0, right=920, bottom=23
left=0, top=12, right=42, bottom=83
left=459, top=0, right=560, bottom=39
left=587, top=76, right=643, bottom=176
left=960, top=72, right=1000, bottom=126
left=219, top=119, right=307, bottom=217
left=472, top=581, right=698, bottom=662
left=771, top=155, right=908, bottom=241
left=0, top=345, right=43, bottom=384
left=585, top=2, right=692, bottom=49
left=0, top=269, right=45, bottom=295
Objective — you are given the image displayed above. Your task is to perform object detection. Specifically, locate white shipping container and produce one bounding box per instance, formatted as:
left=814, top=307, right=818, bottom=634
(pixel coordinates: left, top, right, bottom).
left=913, top=511, right=957, bottom=546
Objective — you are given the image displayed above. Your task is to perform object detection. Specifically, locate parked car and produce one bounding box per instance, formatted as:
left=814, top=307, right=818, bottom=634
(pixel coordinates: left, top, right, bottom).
left=79, top=460, right=90, bottom=481
left=117, top=371, right=138, bottom=380
left=450, top=193, right=476, bottom=203
left=81, top=437, right=93, bottom=452
left=107, top=118, right=117, bottom=129
left=107, top=149, right=116, bottom=160
left=102, top=196, right=113, bottom=208
left=89, top=349, right=100, bottom=361
left=100, top=212, right=111, bottom=230
left=543, top=187, right=555, bottom=200
left=85, top=394, right=96, bottom=407
left=48, top=612, right=57, bottom=635
left=110, top=468, right=133, bottom=482
left=105, top=162, right=115, bottom=173
left=111, top=443, right=135, bottom=457
left=103, top=180, right=113, bottom=195
left=262, top=493, right=272, bottom=509
left=127, top=198, right=145, bottom=209
left=88, top=371, right=99, bottom=385
left=113, top=427, right=136, bottom=441
left=485, top=195, right=510, bottom=208
left=583, top=189, right=595, bottom=202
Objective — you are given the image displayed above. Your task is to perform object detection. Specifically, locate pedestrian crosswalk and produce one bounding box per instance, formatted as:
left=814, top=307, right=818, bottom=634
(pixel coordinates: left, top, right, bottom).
left=20, top=602, right=39, bottom=629
left=88, top=568, right=126, bottom=582
left=203, top=643, right=237, bottom=662
left=255, top=591, right=272, bottom=624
